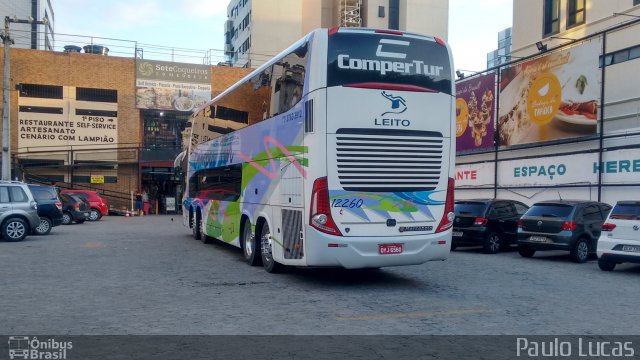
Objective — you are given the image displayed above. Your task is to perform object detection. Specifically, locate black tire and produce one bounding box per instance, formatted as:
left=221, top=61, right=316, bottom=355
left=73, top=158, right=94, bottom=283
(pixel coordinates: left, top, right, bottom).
left=483, top=232, right=502, bottom=254
left=598, top=258, right=616, bottom=271
left=2, top=218, right=29, bottom=242
left=518, top=246, right=536, bottom=258
left=260, top=222, right=284, bottom=273
left=34, top=217, right=53, bottom=235
left=241, top=220, right=261, bottom=266
left=192, top=211, right=202, bottom=240
left=571, top=238, right=589, bottom=263
left=89, top=209, right=102, bottom=221
left=200, top=217, right=213, bottom=244
left=61, top=212, right=72, bottom=225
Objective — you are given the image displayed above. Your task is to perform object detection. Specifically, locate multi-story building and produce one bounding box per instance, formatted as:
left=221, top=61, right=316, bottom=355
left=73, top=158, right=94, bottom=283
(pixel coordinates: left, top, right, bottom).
left=455, top=0, right=640, bottom=205
left=225, top=0, right=449, bottom=68
left=0, top=0, right=54, bottom=50
left=486, top=27, right=512, bottom=69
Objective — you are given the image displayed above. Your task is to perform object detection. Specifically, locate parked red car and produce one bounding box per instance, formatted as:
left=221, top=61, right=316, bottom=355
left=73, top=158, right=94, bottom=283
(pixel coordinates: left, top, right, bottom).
left=60, top=190, right=108, bottom=221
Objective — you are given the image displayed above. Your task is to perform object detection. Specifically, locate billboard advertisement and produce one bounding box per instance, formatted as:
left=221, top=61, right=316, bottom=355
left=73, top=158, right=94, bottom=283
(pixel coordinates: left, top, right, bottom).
left=455, top=72, right=496, bottom=152
left=498, top=40, right=601, bottom=146
left=498, top=152, right=598, bottom=187
left=455, top=162, right=495, bottom=187
left=136, top=60, right=211, bottom=112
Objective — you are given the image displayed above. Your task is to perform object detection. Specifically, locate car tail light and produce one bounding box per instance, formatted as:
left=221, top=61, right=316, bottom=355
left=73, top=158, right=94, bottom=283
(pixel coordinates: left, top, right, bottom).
left=561, top=221, right=577, bottom=231
left=436, top=178, right=455, bottom=233
left=310, top=177, right=342, bottom=236
left=473, top=217, right=489, bottom=226
left=55, top=201, right=62, bottom=211
left=517, top=219, right=523, bottom=229
left=435, top=37, right=446, bottom=46
left=328, top=27, right=339, bottom=36
left=602, top=223, right=616, bottom=232
left=74, top=203, right=80, bottom=211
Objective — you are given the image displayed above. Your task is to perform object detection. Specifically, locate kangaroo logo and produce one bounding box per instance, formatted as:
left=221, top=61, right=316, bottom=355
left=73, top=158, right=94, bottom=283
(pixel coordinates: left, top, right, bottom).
left=381, top=91, right=407, bottom=116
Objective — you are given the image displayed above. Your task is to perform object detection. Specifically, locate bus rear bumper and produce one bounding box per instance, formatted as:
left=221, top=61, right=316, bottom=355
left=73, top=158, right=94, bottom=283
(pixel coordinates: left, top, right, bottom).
left=304, top=229, right=451, bottom=269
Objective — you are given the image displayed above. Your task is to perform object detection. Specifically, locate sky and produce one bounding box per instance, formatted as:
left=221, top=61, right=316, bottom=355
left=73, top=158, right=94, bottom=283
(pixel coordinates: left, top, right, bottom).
left=51, top=0, right=513, bottom=72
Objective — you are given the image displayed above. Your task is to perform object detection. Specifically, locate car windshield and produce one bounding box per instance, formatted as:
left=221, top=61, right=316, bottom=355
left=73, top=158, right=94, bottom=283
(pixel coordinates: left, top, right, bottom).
left=609, top=203, right=640, bottom=220
left=525, top=204, right=574, bottom=218
left=454, top=202, right=487, bottom=216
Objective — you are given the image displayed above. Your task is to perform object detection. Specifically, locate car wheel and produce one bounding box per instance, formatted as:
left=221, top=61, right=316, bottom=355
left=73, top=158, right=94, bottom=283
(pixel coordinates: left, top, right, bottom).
left=483, top=232, right=502, bottom=254
left=2, top=218, right=28, bottom=242
left=518, top=246, right=536, bottom=258
left=192, top=211, right=202, bottom=240
left=260, top=222, right=284, bottom=273
left=241, top=220, right=261, bottom=266
left=571, top=238, right=589, bottom=263
left=89, top=209, right=102, bottom=221
left=34, top=217, right=53, bottom=235
left=598, top=258, right=616, bottom=271
left=61, top=212, right=72, bottom=225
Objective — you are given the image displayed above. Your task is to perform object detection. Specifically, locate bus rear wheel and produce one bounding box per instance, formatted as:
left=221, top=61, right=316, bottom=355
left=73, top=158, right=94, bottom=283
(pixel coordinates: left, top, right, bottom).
left=192, top=211, right=202, bottom=240
left=242, top=221, right=261, bottom=266
left=260, top=222, right=284, bottom=273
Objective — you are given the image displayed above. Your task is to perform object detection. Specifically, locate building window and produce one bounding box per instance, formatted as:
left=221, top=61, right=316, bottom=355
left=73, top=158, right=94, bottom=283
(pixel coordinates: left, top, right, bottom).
left=388, top=0, right=399, bottom=30
left=18, top=84, right=63, bottom=99
left=567, top=0, right=586, bottom=28
left=378, top=6, right=385, bottom=17
left=543, top=0, right=560, bottom=37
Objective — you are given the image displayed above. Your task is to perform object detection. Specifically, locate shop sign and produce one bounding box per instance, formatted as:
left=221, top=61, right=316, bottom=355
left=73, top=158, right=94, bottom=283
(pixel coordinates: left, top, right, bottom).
left=598, top=148, right=640, bottom=184
left=90, top=175, right=105, bottom=184
left=454, top=162, right=495, bottom=187
left=136, top=59, right=212, bottom=112
left=499, top=153, right=598, bottom=186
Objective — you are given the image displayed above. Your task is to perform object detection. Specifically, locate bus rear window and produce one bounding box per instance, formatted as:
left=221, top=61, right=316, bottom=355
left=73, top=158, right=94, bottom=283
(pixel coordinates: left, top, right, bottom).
left=327, top=32, right=452, bottom=94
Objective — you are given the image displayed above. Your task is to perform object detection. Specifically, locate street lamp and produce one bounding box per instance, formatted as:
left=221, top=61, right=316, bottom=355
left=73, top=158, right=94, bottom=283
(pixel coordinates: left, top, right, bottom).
left=1, top=16, right=48, bottom=180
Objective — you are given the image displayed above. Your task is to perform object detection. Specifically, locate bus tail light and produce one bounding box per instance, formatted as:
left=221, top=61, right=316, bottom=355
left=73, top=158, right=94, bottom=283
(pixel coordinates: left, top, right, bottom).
left=436, top=178, right=455, bottom=233
left=434, top=37, right=446, bottom=46
left=310, top=177, right=342, bottom=236
left=328, top=27, right=340, bottom=36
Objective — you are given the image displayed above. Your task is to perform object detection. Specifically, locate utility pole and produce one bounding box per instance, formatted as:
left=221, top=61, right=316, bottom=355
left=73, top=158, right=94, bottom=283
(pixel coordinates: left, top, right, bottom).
left=1, top=16, right=48, bottom=180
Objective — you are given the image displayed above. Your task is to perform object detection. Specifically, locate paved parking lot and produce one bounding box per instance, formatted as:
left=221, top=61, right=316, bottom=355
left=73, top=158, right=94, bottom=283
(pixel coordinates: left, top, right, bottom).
left=1, top=214, right=639, bottom=335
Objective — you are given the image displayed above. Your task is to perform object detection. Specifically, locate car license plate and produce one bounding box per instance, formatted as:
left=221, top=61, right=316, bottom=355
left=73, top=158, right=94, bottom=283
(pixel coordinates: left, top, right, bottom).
left=379, top=244, right=403, bottom=255
left=452, top=231, right=463, bottom=237
left=621, top=245, right=640, bottom=253
left=529, top=236, right=551, bottom=243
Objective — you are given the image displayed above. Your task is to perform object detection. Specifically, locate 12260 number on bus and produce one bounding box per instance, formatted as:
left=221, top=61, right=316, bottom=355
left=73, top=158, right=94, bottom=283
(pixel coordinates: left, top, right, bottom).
left=331, top=198, right=364, bottom=208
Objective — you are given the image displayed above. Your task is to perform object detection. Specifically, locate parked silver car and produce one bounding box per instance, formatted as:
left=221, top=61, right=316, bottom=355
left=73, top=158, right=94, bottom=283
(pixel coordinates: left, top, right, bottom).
left=0, top=181, right=41, bottom=242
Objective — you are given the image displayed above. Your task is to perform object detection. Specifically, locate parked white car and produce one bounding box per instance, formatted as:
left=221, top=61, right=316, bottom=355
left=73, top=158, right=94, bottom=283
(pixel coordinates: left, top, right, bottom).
left=597, top=201, right=640, bottom=271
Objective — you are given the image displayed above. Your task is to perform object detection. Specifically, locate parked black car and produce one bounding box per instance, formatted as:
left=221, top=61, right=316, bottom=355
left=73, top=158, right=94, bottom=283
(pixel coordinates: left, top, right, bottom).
left=452, top=199, right=530, bottom=253
left=59, top=193, right=90, bottom=225
left=27, top=184, right=63, bottom=235
left=517, top=200, right=612, bottom=263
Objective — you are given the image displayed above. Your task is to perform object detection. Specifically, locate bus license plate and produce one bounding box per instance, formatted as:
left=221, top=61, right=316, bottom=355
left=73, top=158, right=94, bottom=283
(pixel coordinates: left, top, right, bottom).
left=622, top=245, right=640, bottom=253
left=379, top=244, right=403, bottom=255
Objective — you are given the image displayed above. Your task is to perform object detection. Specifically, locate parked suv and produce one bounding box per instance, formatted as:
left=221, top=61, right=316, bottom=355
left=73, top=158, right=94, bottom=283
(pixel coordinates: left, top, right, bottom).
left=597, top=201, right=640, bottom=271
left=61, top=190, right=108, bottom=221
left=0, top=181, right=41, bottom=242
left=27, top=184, right=63, bottom=235
left=59, top=193, right=91, bottom=225
left=517, top=200, right=612, bottom=263
left=452, top=199, right=530, bottom=253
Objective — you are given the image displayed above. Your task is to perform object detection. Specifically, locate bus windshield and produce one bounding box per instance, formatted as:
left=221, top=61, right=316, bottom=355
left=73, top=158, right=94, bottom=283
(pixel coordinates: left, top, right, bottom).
left=327, top=32, right=452, bottom=94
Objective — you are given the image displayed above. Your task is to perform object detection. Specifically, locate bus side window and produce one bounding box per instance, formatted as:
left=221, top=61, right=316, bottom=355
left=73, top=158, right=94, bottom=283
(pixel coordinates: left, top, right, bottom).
left=270, top=44, right=307, bottom=117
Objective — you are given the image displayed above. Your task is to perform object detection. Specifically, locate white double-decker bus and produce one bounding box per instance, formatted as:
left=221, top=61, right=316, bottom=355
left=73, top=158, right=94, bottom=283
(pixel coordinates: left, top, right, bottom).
left=183, top=28, right=455, bottom=272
